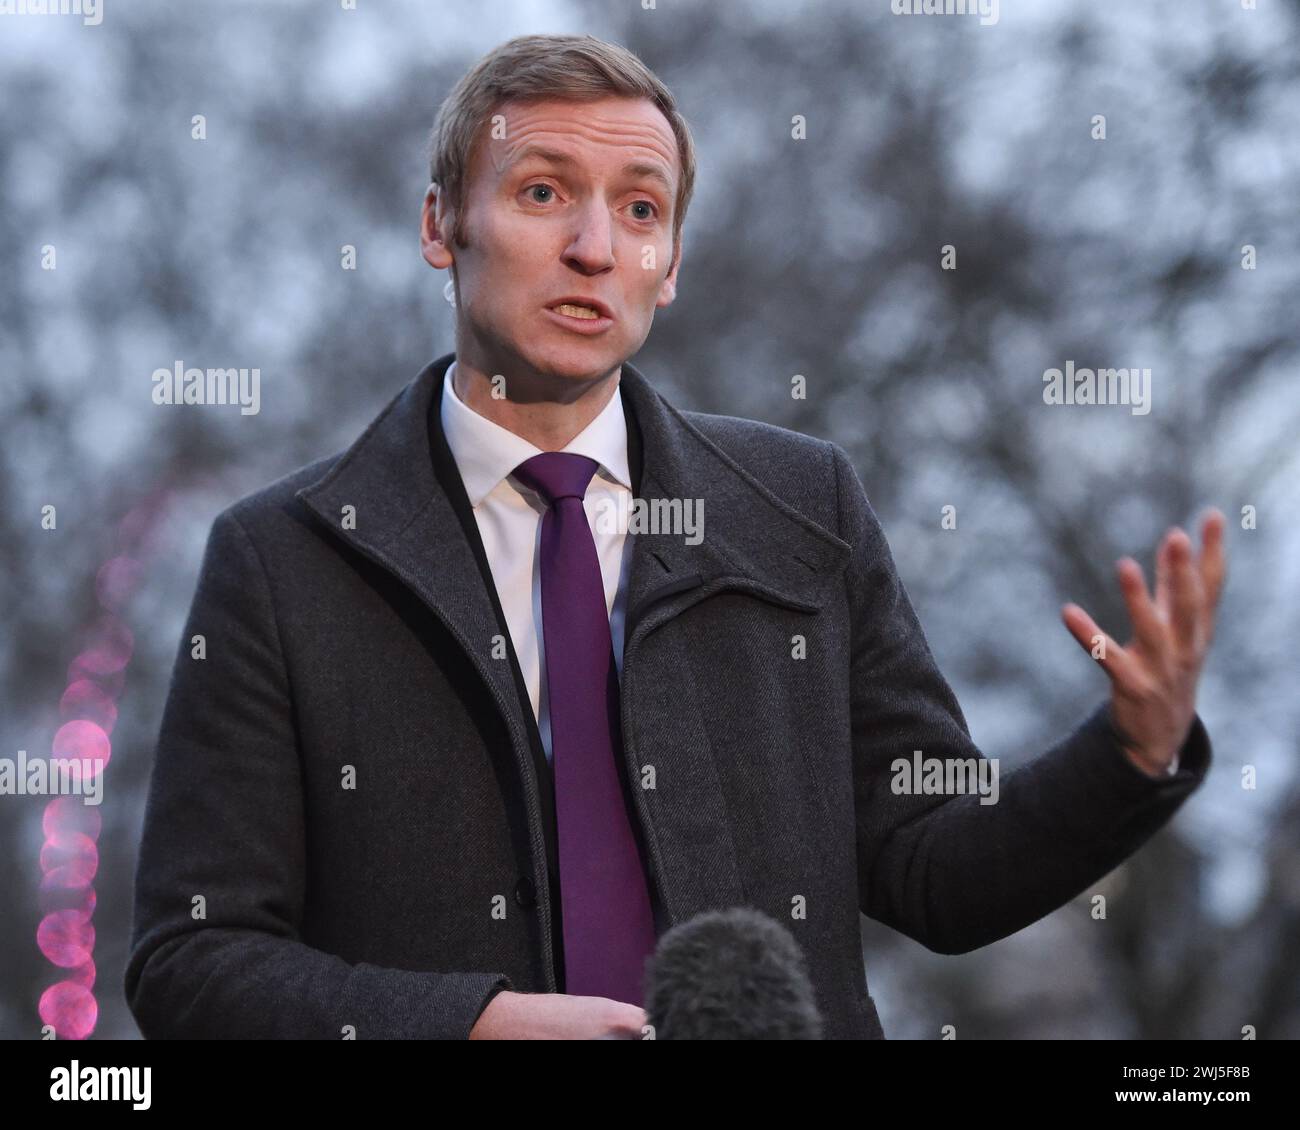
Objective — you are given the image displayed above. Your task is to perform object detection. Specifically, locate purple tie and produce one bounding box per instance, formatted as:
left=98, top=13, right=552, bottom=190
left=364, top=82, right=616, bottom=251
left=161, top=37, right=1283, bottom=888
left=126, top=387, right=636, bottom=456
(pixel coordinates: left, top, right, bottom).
left=512, top=451, right=657, bottom=1006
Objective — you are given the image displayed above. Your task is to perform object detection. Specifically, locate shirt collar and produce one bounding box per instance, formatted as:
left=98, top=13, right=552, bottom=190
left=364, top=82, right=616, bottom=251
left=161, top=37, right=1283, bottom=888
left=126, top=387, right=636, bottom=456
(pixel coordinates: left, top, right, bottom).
left=440, top=359, right=632, bottom=508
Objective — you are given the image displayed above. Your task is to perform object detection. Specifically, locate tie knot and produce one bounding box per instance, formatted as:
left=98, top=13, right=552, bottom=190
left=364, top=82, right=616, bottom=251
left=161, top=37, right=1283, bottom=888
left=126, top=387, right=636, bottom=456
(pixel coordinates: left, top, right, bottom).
left=512, top=451, right=600, bottom=506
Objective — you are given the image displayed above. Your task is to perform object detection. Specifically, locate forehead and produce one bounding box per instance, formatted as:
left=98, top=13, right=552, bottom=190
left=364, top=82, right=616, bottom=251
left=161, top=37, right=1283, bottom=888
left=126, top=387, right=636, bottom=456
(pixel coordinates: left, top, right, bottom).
left=480, top=96, right=680, bottom=183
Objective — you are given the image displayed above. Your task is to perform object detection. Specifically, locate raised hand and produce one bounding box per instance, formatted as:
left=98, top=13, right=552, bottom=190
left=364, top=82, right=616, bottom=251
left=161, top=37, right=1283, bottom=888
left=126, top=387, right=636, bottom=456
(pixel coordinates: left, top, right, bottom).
left=1061, top=509, right=1227, bottom=778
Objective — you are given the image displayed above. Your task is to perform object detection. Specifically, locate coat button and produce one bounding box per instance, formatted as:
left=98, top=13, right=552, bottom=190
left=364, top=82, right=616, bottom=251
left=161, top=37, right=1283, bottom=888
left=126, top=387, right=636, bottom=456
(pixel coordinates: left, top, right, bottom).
left=514, top=877, right=536, bottom=908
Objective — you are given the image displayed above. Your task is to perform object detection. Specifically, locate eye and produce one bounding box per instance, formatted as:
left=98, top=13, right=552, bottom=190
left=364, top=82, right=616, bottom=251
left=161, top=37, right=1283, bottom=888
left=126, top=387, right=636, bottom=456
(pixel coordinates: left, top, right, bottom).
left=629, top=200, right=658, bottom=221
left=525, top=184, right=555, bottom=204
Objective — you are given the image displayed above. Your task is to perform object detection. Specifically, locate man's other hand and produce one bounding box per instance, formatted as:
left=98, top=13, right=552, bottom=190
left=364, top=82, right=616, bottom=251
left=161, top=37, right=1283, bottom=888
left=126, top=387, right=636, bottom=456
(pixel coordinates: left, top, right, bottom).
left=1062, top=508, right=1227, bottom=779
left=468, top=990, right=649, bottom=1040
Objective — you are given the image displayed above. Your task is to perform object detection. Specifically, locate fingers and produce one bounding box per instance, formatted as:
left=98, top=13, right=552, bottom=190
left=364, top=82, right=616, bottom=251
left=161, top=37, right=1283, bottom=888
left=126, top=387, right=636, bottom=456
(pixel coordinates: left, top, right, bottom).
left=1198, top=508, right=1227, bottom=614
left=1168, top=529, right=1203, bottom=653
left=1153, top=529, right=1173, bottom=619
left=1061, top=602, right=1141, bottom=685
left=1116, top=556, right=1164, bottom=651
left=1153, top=516, right=1223, bottom=654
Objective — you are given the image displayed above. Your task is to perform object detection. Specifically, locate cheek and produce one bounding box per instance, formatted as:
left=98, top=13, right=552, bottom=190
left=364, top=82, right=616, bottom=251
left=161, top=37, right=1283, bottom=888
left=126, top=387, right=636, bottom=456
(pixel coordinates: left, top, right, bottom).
left=630, top=262, right=670, bottom=308
left=464, top=235, right=536, bottom=307
left=638, top=236, right=674, bottom=288
left=489, top=232, right=562, bottom=298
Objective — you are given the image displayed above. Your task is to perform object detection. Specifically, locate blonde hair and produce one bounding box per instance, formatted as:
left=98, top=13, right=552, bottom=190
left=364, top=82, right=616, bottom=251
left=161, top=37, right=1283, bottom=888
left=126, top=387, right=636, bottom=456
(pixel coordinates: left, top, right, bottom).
left=427, top=34, right=696, bottom=272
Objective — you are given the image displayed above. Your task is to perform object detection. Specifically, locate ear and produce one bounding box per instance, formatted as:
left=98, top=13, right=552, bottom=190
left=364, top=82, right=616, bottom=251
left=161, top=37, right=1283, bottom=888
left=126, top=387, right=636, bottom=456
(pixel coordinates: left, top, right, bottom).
left=655, top=238, right=682, bottom=308
left=420, top=183, right=455, bottom=271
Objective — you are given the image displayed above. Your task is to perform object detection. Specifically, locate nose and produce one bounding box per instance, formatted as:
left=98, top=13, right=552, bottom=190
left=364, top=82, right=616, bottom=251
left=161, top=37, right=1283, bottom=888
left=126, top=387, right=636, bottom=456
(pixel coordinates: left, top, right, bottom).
left=562, top=200, right=616, bottom=274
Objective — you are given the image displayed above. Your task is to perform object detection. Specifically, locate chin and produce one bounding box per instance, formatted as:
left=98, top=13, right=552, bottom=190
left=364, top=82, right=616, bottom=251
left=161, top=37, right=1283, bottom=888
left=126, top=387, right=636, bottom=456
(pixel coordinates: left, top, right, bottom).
left=523, top=341, right=624, bottom=383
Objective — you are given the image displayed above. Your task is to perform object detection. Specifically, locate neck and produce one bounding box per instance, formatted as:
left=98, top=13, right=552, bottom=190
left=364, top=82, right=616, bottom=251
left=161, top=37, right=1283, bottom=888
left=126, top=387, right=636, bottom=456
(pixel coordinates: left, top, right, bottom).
left=451, top=354, right=621, bottom=452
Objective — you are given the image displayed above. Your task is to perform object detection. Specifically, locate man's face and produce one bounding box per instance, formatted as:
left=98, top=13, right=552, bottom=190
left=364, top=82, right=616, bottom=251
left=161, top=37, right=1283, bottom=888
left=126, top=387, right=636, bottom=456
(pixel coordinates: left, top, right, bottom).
left=422, top=95, right=682, bottom=388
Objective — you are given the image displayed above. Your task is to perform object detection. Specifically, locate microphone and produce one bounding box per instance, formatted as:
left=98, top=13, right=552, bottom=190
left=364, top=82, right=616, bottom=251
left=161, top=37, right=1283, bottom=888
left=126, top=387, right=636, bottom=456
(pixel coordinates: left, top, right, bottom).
left=640, top=906, right=824, bottom=1039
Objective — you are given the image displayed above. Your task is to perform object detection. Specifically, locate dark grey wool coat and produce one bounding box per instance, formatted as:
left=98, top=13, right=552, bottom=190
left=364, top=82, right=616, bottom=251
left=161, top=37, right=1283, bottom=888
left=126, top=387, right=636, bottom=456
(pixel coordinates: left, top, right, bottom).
left=124, top=351, right=1211, bottom=1039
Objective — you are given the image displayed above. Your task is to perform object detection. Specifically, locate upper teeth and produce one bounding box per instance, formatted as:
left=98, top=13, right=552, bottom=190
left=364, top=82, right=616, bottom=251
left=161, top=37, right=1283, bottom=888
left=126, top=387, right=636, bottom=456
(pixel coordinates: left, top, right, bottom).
left=556, top=303, right=600, bottom=319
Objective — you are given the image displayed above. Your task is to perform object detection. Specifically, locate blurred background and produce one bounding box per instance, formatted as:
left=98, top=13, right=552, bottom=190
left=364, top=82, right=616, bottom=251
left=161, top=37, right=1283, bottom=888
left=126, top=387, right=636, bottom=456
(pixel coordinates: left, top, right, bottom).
left=2, top=0, right=1297, bottom=1040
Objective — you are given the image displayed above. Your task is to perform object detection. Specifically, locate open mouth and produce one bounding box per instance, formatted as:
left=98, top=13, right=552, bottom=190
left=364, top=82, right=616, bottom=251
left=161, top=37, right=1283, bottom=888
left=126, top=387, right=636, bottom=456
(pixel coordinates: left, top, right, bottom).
left=545, top=297, right=614, bottom=334
left=552, top=303, right=602, bottom=320
left=547, top=296, right=614, bottom=321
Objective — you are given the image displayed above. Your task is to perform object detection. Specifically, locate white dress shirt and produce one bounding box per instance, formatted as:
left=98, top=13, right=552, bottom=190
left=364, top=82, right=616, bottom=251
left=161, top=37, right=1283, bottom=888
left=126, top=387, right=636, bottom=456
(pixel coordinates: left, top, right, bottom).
left=440, top=360, right=635, bottom=763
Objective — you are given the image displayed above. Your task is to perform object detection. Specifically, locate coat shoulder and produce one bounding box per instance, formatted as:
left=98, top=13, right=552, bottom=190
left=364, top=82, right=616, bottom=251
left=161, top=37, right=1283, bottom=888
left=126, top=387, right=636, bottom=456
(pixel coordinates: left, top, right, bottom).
left=678, top=409, right=842, bottom=527
left=214, top=452, right=344, bottom=541
left=680, top=409, right=833, bottom=461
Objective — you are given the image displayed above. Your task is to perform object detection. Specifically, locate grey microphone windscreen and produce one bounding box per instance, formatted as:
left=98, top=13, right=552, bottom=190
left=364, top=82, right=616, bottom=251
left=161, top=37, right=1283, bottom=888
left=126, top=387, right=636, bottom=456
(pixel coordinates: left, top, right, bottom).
left=644, top=906, right=823, bottom=1039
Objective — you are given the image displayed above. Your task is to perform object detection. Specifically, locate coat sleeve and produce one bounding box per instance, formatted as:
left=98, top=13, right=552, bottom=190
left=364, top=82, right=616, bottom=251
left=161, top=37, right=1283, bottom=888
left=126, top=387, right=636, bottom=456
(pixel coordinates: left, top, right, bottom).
left=829, top=443, right=1212, bottom=956
left=124, top=507, right=513, bottom=1038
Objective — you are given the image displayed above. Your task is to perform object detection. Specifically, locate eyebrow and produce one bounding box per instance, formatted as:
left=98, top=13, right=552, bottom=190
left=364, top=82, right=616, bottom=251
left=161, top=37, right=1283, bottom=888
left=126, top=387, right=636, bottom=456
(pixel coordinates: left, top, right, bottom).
left=505, top=144, right=674, bottom=196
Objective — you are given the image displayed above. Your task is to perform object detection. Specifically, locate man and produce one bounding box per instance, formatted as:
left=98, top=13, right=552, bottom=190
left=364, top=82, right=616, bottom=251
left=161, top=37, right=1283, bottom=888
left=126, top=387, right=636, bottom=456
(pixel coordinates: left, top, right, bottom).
left=125, top=34, right=1225, bottom=1040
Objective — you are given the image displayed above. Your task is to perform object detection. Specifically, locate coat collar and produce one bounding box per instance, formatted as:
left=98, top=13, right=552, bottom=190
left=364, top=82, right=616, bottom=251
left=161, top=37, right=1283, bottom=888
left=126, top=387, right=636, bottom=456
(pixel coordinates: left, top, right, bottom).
left=295, top=352, right=849, bottom=648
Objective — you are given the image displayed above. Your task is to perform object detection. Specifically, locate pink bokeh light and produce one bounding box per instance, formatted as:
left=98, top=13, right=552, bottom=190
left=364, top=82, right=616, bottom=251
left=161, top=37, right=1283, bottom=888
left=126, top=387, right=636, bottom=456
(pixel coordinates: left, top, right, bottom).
left=40, top=831, right=100, bottom=886
left=59, top=678, right=119, bottom=733
left=70, top=616, right=134, bottom=678
left=38, top=871, right=98, bottom=922
left=64, top=657, right=125, bottom=697
left=34, top=487, right=176, bottom=1039
left=50, top=719, right=112, bottom=780
left=95, top=555, right=145, bottom=611
left=37, top=909, right=96, bottom=968
left=65, top=956, right=97, bottom=991
left=39, top=981, right=98, bottom=1041
left=42, top=795, right=103, bottom=841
